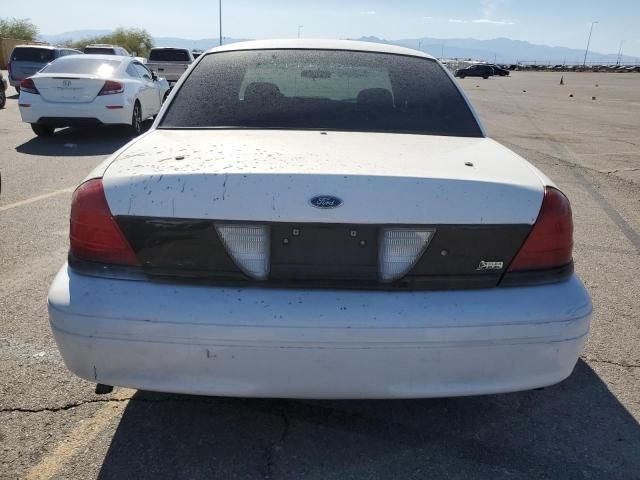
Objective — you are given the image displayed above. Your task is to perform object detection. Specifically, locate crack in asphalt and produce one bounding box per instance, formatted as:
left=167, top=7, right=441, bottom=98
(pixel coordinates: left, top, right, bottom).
left=0, top=397, right=131, bottom=414
left=605, top=167, right=640, bottom=174
left=261, top=404, right=290, bottom=480
left=581, top=355, right=640, bottom=369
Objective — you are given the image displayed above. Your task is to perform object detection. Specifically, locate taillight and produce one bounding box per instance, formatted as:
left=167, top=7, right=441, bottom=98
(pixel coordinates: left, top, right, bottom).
left=507, top=187, right=573, bottom=272
left=20, top=78, right=39, bottom=94
left=98, top=80, right=124, bottom=96
left=70, top=179, right=138, bottom=266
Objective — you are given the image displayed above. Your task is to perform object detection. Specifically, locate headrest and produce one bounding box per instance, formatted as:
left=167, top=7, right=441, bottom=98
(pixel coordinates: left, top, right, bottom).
left=244, top=82, right=283, bottom=101
left=356, top=88, right=394, bottom=108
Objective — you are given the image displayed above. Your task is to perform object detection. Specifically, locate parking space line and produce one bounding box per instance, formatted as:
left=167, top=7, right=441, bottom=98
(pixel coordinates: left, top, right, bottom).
left=0, top=187, right=75, bottom=212
left=24, top=389, right=135, bottom=480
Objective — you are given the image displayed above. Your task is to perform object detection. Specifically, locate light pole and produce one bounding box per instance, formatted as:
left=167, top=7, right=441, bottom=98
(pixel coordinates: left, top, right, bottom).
left=616, top=40, right=624, bottom=65
left=582, top=21, right=598, bottom=67
left=219, top=0, right=223, bottom=46
left=298, top=25, right=303, bottom=39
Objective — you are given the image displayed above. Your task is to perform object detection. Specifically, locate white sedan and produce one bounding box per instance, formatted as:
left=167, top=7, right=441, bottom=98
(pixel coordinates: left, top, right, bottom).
left=48, top=40, right=592, bottom=399
left=18, top=54, right=170, bottom=137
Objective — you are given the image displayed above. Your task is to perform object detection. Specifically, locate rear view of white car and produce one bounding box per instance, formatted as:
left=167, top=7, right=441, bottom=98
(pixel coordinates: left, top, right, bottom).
left=48, top=40, right=592, bottom=399
left=18, top=55, right=170, bottom=137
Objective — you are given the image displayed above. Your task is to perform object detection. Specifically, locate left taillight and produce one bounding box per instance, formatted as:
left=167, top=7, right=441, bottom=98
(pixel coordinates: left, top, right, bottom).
left=20, top=78, right=39, bottom=94
left=98, top=80, right=124, bottom=96
left=70, top=179, right=138, bottom=266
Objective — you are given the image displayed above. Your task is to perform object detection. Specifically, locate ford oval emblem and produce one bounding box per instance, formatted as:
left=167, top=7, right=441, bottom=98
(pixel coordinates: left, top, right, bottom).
left=310, top=195, right=343, bottom=209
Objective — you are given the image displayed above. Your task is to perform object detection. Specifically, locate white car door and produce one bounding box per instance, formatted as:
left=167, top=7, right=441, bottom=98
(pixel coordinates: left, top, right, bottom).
left=133, top=63, right=161, bottom=117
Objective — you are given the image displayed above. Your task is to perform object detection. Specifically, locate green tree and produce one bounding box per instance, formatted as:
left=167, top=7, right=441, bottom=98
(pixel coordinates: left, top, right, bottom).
left=0, top=17, right=39, bottom=40
left=69, top=27, right=154, bottom=57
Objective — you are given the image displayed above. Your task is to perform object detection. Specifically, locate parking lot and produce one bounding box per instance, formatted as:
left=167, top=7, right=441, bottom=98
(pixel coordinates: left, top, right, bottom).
left=1, top=70, right=639, bottom=479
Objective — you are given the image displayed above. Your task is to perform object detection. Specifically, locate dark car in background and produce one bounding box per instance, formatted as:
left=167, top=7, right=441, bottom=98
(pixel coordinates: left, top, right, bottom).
left=454, top=64, right=495, bottom=79
left=8, top=45, right=82, bottom=93
left=487, top=64, right=510, bottom=76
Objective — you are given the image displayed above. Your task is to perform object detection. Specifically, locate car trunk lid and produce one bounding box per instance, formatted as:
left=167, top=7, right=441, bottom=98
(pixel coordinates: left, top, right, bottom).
left=33, top=74, right=109, bottom=103
left=102, top=129, right=545, bottom=225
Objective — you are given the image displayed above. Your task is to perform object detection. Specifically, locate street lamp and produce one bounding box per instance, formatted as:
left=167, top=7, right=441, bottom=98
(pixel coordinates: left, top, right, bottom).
left=582, top=21, right=598, bottom=67
left=219, top=0, right=223, bottom=46
left=617, top=40, right=625, bottom=66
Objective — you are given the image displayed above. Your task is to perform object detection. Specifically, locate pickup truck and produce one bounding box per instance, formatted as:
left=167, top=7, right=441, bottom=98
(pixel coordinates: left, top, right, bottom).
left=146, top=48, right=194, bottom=86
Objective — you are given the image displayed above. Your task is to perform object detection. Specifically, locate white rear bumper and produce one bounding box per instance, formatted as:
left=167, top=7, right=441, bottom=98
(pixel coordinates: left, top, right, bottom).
left=48, top=265, right=592, bottom=399
left=19, top=92, right=133, bottom=125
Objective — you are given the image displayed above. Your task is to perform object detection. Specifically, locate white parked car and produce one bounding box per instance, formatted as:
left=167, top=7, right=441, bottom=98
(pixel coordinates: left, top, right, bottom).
left=48, top=40, right=592, bottom=399
left=18, top=55, right=170, bottom=137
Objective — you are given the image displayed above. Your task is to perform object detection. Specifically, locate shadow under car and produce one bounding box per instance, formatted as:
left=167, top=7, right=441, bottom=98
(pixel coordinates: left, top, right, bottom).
left=96, top=360, right=639, bottom=479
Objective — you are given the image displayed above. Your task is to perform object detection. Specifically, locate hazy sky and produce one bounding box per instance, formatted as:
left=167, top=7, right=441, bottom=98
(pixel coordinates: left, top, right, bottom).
left=7, top=0, right=640, bottom=56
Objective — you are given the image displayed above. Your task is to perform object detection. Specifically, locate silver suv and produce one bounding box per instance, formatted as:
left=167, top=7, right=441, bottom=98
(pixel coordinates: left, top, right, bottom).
left=8, top=45, right=82, bottom=92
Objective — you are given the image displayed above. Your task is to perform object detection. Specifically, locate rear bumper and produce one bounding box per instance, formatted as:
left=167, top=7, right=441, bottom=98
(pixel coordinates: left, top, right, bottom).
left=19, top=94, right=133, bottom=126
left=48, top=265, right=592, bottom=399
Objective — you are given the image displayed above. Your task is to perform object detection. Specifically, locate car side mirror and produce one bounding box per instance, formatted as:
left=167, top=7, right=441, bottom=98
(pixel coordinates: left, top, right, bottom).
left=151, top=71, right=158, bottom=81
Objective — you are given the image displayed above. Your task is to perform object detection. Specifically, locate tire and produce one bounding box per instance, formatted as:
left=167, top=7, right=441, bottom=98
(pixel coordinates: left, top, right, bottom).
left=459, top=74, right=466, bottom=79
left=14, top=85, right=20, bottom=94
left=31, top=124, right=55, bottom=137
left=483, top=75, right=489, bottom=79
left=0, top=90, right=6, bottom=109
left=130, top=101, right=143, bottom=136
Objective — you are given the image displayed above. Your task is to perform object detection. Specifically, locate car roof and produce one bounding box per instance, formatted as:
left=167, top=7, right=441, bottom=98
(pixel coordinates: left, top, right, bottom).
left=54, top=53, right=131, bottom=63
left=14, top=44, right=57, bottom=50
left=206, top=39, right=435, bottom=59
left=63, top=54, right=131, bottom=61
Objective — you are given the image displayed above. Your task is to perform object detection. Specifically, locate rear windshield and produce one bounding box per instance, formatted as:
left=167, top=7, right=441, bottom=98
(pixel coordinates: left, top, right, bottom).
left=149, top=49, right=190, bottom=62
left=11, top=47, right=55, bottom=63
left=41, top=58, right=122, bottom=77
left=84, top=47, right=115, bottom=55
left=160, top=50, right=482, bottom=137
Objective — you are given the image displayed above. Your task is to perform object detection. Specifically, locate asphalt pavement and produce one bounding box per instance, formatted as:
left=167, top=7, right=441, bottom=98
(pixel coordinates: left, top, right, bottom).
left=1, top=71, right=639, bottom=479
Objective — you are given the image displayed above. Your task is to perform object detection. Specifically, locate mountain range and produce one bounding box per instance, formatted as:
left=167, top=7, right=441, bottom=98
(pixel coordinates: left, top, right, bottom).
left=39, top=30, right=638, bottom=65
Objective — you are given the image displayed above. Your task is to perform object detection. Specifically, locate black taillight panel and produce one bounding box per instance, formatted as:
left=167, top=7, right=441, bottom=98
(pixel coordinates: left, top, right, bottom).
left=408, top=225, right=532, bottom=278
left=116, top=216, right=243, bottom=278
left=108, top=217, right=560, bottom=289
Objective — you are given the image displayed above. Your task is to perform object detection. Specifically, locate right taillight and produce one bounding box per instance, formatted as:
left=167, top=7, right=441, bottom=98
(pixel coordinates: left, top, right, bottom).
left=20, top=78, right=39, bottom=94
left=70, top=179, right=138, bottom=266
left=508, top=187, right=573, bottom=272
left=98, top=80, right=124, bottom=96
